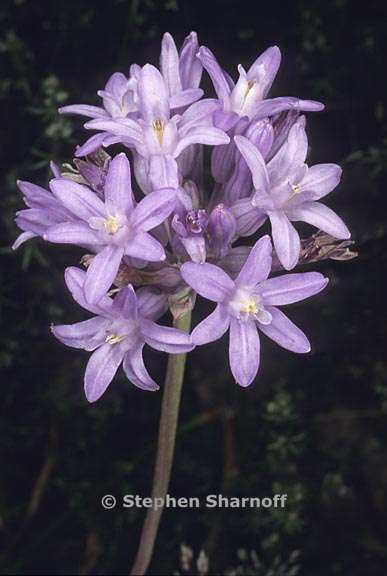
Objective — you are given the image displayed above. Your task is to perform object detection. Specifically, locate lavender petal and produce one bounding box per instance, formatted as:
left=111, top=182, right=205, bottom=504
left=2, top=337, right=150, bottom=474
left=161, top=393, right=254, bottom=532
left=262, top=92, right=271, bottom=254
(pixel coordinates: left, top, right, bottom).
left=229, top=318, right=260, bottom=387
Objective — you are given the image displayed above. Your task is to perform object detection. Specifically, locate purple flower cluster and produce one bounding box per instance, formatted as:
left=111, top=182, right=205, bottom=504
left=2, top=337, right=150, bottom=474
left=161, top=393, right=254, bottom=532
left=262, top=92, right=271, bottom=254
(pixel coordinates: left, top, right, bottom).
left=14, top=32, right=350, bottom=400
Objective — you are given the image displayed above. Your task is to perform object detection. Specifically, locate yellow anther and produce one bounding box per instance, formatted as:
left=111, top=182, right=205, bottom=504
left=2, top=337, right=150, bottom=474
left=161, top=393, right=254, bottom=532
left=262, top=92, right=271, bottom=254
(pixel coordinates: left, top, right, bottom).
left=105, top=333, right=127, bottom=345
left=245, top=79, right=256, bottom=98
left=152, top=118, right=164, bottom=145
left=291, top=183, right=301, bottom=194
left=241, top=299, right=258, bottom=314
left=104, top=216, right=119, bottom=235
left=287, top=183, right=301, bottom=202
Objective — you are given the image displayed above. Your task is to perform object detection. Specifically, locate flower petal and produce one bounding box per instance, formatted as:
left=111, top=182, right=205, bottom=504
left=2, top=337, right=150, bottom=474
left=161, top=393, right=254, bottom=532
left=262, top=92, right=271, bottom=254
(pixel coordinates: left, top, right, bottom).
left=84, top=118, right=143, bottom=146
left=169, top=88, right=203, bottom=110
left=84, top=245, right=124, bottom=304
left=125, top=231, right=166, bottom=262
left=64, top=267, right=113, bottom=315
left=236, top=235, right=272, bottom=287
left=269, top=210, right=301, bottom=270
left=58, top=104, right=109, bottom=119
left=191, top=304, right=230, bottom=345
left=169, top=88, right=204, bottom=109
left=248, top=45, right=281, bottom=98
left=259, top=272, right=328, bottom=305
left=112, top=285, right=138, bottom=319
left=141, top=319, right=193, bottom=353
left=49, top=178, right=105, bottom=220
left=136, top=288, right=168, bottom=320
left=130, top=188, right=176, bottom=231
left=160, top=32, right=182, bottom=95
left=138, top=64, right=170, bottom=123
left=267, top=118, right=308, bottom=186
left=196, top=46, right=231, bottom=103
left=258, top=306, right=310, bottom=353
left=299, top=164, right=342, bottom=200
left=123, top=343, right=159, bottom=391
left=75, top=133, right=110, bottom=157
left=252, top=96, right=324, bottom=122
left=234, top=135, right=269, bottom=192
left=174, top=126, right=229, bottom=158
left=104, top=153, right=133, bottom=214
left=231, top=198, right=267, bottom=237
left=181, top=262, right=235, bottom=302
left=246, top=118, right=274, bottom=160
left=287, top=201, right=350, bottom=239
left=148, top=155, right=179, bottom=189
left=52, top=317, right=109, bottom=351
left=84, top=343, right=124, bottom=402
left=44, top=222, right=100, bottom=245
left=179, top=99, right=220, bottom=134
left=179, top=31, right=202, bottom=90
left=229, top=318, right=260, bottom=387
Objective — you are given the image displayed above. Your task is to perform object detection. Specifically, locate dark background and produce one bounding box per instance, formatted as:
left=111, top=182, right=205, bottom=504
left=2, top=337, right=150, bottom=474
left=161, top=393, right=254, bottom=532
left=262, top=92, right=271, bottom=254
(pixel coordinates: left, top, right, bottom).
left=1, top=0, right=387, bottom=574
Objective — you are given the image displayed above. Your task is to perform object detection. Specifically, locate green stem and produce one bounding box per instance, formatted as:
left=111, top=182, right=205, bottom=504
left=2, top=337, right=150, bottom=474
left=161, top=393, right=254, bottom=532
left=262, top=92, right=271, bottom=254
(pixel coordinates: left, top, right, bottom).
left=130, top=311, right=192, bottom=576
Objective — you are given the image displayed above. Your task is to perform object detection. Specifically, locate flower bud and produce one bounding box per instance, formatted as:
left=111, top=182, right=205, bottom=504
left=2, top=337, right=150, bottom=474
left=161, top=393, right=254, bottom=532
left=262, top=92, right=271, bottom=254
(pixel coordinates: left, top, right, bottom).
left=207, top=203, right=237, bottom=259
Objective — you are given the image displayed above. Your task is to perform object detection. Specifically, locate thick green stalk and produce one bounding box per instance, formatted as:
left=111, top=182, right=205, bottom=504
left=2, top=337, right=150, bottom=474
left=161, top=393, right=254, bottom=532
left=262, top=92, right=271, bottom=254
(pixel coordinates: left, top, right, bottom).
left=130, top=311, right=192, bottom=576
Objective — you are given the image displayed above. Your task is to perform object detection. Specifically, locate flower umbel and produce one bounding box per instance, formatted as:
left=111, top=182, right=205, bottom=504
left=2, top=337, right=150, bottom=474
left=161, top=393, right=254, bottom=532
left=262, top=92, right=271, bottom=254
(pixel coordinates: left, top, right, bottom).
left=13, top=31, right=353, bottom=400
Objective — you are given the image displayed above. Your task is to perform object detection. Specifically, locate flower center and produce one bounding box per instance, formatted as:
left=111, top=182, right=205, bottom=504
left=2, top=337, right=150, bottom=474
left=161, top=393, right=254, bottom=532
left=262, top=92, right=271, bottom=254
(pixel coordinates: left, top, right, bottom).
left=240, top=299, right=259, bottom=314
left=104, top=215, right=120, bottom=235
left=105, top=333, right=127, bottom=345
left=186, top=209, right=208, bottom=234
left=229, top=287, right=272, bottom=324
left=152, top=118, right=165, bottom=145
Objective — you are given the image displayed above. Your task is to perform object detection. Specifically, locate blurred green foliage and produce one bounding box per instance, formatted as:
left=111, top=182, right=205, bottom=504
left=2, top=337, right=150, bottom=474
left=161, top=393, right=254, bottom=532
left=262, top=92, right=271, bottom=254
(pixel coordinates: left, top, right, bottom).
left=0, top=0, right=387, bottom=574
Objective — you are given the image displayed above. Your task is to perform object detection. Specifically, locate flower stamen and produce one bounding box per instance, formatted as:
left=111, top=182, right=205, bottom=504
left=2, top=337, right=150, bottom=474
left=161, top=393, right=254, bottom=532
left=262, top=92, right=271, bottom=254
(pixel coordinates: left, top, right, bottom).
left=104, top=216, right=120, bottom=235
left=240, top=298, right=259, bottom=315
left=152, top=118, right=165, bottom=145
left=245, top=79, right=256, bottom=97
left=105, top=333, right=127, bottom=345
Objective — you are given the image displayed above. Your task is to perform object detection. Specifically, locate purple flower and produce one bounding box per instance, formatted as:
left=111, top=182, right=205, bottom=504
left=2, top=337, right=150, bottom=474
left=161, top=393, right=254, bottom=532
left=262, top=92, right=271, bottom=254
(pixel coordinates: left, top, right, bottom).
left=59, top=32, right=204, bottom=157
left=171, top=183, right=236, bottom=263
left=218, top=118, right=274, bottom=195
left=59, top=71, right=137, bottom=121
left=233, top=119, right=350, bottom=270
left=206, top=203, right=237, bottom=259
left=12, top=179, right=76, bottom=250
left=83, top=65, right=229, bottom=163
left=197, top=45, right=324, bottom=127
left=160, top=31, right=203, bottom=98
left=52, top=267, right=193, bottom=402
left=13, top=32, right=353, bottom=402
left=181, top=236, right=328, bottom=387
left=44, top=153, right=177, bottom=303
left=172, top=204, right=209, bottom=263
left=60, top=32, right=202, bottom=122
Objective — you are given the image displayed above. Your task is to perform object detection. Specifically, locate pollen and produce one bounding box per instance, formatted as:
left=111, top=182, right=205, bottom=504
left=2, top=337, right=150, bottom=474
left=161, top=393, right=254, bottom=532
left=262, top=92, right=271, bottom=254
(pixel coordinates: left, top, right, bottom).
left=104, top=216, right=119, bottom=235
left=241, top=299, right=259, bottom=314
left=245, top=79, right=256, bottom=97
left=105, top=333, right=127, bottom=345
left=287, top=183, right=301, bottom=202
left=152, top=118, right=165, bottom=145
